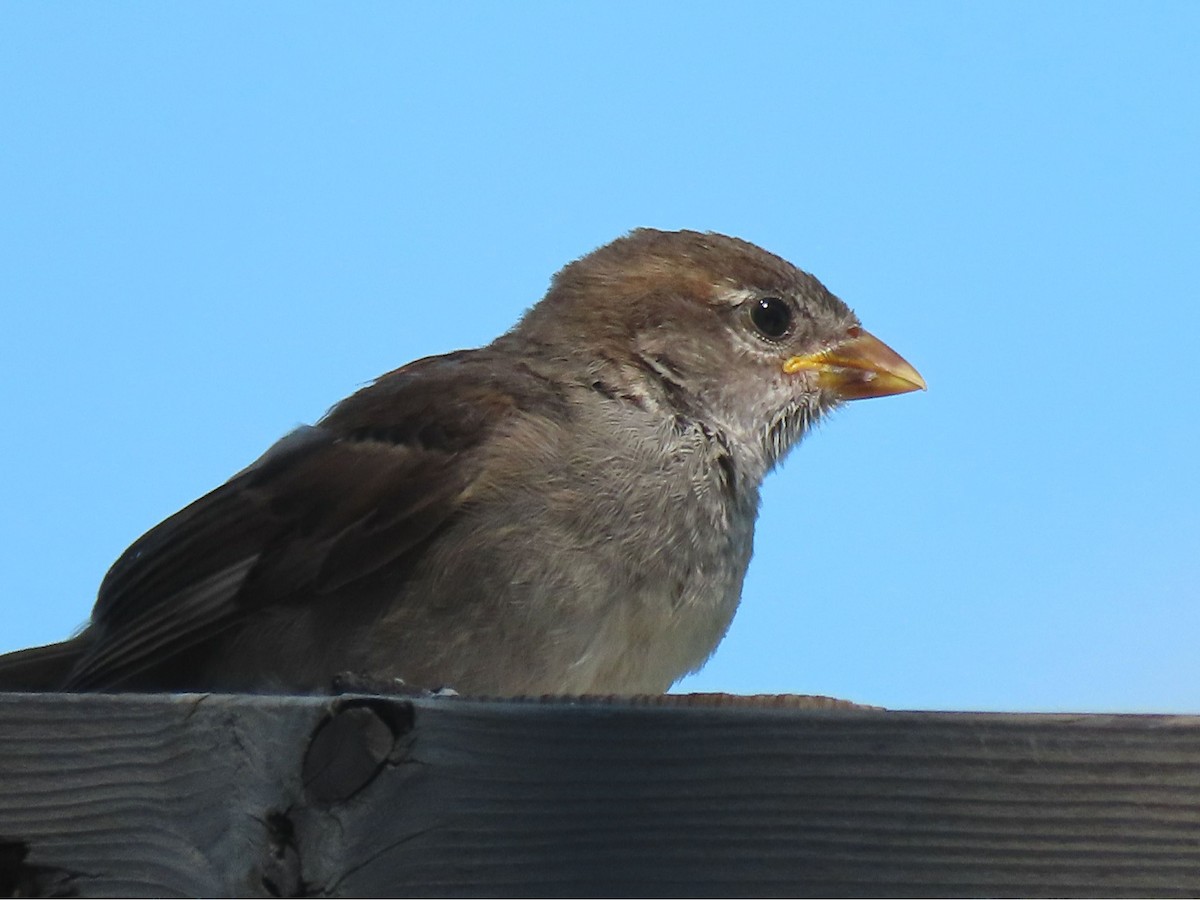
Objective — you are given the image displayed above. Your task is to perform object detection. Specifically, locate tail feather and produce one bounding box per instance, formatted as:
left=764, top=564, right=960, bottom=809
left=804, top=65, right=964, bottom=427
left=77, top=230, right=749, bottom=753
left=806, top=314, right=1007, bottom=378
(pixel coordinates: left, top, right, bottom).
left=0, top=636, right=88, bottom=691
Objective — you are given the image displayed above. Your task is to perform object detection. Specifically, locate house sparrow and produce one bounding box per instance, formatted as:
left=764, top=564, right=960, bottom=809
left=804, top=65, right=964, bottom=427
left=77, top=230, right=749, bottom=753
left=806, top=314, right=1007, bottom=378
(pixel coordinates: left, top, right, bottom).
left=0, top=229, right=924, bottom=695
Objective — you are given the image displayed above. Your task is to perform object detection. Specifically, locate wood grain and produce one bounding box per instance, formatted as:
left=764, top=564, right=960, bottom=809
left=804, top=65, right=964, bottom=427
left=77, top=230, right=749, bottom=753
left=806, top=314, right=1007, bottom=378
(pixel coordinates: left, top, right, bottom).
left=1, top=692, right=1198, bottom=897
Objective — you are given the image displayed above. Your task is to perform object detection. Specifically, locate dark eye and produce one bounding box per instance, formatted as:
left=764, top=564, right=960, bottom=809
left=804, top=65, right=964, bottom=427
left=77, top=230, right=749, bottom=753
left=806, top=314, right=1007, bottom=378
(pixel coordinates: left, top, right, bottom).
left=750, top=296, right=792, bottom=339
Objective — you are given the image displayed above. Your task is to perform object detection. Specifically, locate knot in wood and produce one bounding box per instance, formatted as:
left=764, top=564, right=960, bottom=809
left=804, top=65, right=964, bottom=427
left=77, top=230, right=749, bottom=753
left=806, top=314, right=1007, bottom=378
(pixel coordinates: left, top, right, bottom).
left=302, top=699, right=413, bottom=804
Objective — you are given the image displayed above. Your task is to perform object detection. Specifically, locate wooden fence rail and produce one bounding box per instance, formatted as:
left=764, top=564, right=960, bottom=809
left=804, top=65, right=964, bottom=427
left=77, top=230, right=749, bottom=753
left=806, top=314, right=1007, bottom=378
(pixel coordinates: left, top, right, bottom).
left=1, top=692, right=1198, bottom=897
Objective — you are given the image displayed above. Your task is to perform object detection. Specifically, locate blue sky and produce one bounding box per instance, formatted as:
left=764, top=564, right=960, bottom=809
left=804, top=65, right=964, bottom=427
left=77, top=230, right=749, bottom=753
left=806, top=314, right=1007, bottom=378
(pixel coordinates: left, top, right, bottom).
left=2, top=3, right=1197, bottom=712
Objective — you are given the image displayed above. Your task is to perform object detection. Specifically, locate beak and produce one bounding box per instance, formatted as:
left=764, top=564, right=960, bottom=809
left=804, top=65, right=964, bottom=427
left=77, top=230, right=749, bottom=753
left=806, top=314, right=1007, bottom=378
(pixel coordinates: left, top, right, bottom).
left=783, top=327, right=926, bottom=400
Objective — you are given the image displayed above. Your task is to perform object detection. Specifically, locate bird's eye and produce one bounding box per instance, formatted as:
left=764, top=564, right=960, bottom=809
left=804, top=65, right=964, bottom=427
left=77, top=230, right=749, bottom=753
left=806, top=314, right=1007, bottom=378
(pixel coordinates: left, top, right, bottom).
left=750, top=297, right=793, bottom=339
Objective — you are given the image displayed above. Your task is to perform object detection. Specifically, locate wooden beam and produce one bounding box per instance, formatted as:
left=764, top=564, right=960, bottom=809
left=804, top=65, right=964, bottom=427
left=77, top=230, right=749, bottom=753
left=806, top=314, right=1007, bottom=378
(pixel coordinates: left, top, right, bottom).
left=1, top=692, right=1197, bottom=897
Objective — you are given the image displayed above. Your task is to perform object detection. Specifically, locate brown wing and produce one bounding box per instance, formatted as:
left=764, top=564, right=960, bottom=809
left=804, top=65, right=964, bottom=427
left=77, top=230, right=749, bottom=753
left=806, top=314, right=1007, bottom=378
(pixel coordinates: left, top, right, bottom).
left=65, top=349, right=565, bottom=690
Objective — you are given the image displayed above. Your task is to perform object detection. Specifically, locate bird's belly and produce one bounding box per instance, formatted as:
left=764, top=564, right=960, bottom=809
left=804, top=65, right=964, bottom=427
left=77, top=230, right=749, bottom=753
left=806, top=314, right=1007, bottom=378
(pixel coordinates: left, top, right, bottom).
left=539, top=517, right=751, bottom=694
left=565, top=578, right=743, bottom=694
left=343, top=512, right=750, bottom=696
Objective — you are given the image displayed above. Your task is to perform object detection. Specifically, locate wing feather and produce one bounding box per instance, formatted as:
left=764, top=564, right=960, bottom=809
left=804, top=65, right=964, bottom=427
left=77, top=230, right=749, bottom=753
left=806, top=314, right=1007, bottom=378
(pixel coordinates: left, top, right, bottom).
left=63, top=350, right=559, bottom=690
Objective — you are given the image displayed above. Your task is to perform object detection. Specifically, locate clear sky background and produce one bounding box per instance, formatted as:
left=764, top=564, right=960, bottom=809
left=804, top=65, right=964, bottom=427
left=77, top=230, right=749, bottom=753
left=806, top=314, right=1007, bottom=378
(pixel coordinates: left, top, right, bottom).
left=2, top=3, right=1197, bottom=712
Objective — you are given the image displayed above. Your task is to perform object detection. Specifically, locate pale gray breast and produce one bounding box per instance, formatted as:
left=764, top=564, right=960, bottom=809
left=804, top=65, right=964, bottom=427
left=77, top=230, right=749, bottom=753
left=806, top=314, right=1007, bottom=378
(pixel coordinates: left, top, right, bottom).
left=350, top=387, right=762, bottom=694
left=486, top=388, right=760, bottom=691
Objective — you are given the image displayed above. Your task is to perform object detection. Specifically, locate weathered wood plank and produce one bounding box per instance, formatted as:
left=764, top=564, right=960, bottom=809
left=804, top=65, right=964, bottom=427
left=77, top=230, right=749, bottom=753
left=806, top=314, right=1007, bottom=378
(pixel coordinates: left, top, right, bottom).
left=1, top=692, right=1198, bottom=897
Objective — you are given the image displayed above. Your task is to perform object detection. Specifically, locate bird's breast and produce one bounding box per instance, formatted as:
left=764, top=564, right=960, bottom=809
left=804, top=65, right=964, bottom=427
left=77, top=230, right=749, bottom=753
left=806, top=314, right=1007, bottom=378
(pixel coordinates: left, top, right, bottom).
left=415, top=401, right=759, bottom=693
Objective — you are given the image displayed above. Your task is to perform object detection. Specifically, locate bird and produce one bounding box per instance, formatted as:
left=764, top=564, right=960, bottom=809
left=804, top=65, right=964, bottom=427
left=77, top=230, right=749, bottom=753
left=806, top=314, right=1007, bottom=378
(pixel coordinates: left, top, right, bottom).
left=0, top=229, right=924, bottom=696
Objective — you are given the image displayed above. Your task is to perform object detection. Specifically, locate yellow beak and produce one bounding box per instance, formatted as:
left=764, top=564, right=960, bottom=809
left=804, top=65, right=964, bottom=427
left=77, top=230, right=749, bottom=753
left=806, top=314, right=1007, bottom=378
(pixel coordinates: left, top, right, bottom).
left=783, top=327, right=926, bottom=400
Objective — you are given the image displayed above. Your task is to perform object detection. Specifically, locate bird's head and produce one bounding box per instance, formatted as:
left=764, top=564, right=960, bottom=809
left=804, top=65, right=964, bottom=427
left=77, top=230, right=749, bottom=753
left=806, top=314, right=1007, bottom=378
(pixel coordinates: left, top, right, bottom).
left=509, top=228, right=925, bottom=479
